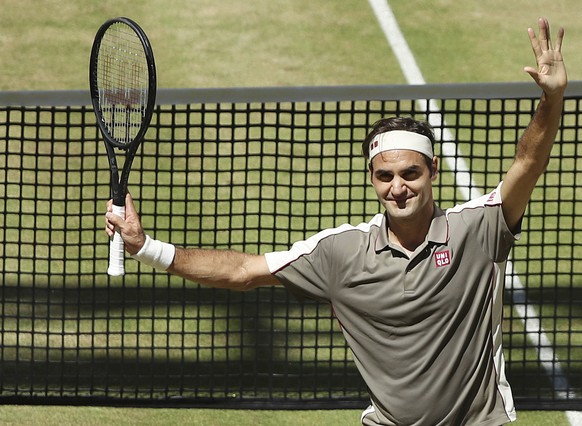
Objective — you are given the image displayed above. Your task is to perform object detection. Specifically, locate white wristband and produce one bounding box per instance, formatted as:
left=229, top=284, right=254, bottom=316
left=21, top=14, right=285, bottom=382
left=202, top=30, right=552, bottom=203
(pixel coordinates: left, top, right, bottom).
left=131, top=235, right=176, bottom=271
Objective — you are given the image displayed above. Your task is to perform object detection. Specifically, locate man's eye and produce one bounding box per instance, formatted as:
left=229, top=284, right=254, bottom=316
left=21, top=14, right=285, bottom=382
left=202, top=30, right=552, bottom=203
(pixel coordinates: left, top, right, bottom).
left=402, top=173, right=417, bottom=180
left=403, top=170, right=422, bottom=180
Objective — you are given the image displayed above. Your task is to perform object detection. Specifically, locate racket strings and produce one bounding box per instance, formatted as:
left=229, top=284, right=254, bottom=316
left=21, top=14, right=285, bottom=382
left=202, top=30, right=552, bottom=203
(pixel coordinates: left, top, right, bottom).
left=97, top=22, right=149, bottom=146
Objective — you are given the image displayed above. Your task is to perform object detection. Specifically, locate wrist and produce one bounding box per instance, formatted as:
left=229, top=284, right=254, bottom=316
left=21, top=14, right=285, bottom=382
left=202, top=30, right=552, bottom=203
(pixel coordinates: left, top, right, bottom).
left=541, top=88, right=565, bottom=103
left=131, top=235, right=176, bottom=271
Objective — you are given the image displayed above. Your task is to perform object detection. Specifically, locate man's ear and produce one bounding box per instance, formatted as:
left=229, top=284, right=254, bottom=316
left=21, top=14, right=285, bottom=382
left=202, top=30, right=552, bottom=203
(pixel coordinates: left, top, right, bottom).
left=431, top=157, right=439, bottom=180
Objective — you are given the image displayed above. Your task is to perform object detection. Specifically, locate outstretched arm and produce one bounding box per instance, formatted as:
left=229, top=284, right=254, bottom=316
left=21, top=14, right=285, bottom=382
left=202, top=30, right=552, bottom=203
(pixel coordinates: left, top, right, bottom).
left=168, top=246, right=278, bottom=291
left=501, top=17, right=567, bottom=232
left=105, top=193, right=280, bottom=290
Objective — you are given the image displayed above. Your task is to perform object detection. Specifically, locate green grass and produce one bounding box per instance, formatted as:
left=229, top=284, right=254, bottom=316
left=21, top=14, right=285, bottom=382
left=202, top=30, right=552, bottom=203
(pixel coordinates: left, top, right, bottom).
left=1, top=0, right=582, bottom=91
left=390, top=0, right=582, bottom=84
left=0, top=0, right=400, bottom=90
left=0, top=406, right=573, bottom=426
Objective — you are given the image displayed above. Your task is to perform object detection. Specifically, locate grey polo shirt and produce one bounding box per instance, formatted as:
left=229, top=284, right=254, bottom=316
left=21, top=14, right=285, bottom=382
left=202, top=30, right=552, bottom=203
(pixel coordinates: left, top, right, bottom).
left=265, top=182, right=518, bottom=426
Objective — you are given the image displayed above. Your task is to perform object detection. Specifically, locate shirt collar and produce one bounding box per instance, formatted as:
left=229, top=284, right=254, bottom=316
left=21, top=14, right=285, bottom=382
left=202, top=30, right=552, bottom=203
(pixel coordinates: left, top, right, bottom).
left=374, top=205, right=448, bottom=253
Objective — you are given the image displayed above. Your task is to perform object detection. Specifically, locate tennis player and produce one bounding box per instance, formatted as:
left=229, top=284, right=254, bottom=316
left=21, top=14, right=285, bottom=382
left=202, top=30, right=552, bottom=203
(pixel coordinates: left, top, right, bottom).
left=106, top=18, right=566, bottom=425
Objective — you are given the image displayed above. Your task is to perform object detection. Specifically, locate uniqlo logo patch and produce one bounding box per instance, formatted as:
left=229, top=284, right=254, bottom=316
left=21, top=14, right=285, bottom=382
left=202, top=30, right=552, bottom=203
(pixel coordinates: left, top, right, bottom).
left=434, top=250, right=451, bottom=268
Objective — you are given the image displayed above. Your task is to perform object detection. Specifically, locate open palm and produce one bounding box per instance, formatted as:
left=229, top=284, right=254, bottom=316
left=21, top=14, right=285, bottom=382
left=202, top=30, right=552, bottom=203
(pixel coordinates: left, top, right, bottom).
left=524, top=17, right=567, bottom=96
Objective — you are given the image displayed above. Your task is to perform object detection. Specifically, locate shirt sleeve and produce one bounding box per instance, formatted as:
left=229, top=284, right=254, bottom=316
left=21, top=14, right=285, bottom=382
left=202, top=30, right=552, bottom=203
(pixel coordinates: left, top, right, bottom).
left=264, top=227, right=344, bottom=302
left=461, top=181, right=521, bottom=262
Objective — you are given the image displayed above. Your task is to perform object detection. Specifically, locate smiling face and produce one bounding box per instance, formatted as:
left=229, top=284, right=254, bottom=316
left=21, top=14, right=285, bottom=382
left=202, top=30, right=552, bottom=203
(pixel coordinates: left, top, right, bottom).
left=370, top=149, right=438, bottom=224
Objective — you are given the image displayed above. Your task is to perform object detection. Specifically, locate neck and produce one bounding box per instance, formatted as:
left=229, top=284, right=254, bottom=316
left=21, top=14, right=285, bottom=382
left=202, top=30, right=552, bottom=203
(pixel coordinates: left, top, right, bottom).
left=387, top=204, right=434, bottom=254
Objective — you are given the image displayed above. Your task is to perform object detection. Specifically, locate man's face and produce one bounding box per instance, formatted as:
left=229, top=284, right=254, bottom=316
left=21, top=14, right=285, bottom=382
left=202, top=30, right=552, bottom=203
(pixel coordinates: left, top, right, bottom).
left=369, top=150, right=438, bottom=222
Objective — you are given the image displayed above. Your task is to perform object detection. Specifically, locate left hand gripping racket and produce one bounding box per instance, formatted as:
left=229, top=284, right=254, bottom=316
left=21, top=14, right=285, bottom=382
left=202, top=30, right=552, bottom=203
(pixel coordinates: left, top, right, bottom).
left=89, top=17, right=157, bottom=276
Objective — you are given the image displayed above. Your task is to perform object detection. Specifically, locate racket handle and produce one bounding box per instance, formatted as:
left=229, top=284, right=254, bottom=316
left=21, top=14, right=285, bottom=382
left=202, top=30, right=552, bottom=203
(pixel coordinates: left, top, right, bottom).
left=107, top=204, right=126, bottom=276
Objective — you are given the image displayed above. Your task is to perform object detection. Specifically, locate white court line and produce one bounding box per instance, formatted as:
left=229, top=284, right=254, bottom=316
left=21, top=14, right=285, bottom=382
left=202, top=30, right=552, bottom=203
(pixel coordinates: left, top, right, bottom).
left=367, top=0, right=580, bottom=423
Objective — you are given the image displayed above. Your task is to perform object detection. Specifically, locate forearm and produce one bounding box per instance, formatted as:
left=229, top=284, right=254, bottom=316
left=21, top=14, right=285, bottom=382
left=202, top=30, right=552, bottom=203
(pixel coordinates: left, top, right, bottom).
left=106, top=196, right=278, bottom=291
left=514, top=91, right=564, bottom=174
left=166, top=246, right=277, bottom=291
left=501, top=91, right=564, bottom=231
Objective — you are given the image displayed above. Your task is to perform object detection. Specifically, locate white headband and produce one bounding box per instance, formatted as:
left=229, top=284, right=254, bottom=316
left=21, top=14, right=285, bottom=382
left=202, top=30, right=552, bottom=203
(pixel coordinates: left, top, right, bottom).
left=368, top=130, right=433, bottom=160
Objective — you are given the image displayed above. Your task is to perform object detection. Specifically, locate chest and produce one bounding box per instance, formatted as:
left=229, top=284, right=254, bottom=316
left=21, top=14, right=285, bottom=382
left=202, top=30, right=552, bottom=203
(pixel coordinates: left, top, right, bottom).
left=333, top=241, right=492, bottom=328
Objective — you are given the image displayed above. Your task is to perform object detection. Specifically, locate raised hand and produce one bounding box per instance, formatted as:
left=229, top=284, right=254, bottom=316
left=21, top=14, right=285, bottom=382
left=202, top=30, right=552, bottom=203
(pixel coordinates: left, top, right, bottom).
left=524, top=17, right=567, bottom=97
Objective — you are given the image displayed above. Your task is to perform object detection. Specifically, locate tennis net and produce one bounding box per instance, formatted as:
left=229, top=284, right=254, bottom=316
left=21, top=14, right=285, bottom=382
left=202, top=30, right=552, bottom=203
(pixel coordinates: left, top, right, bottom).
left=0, top=83, right=581, bottom=409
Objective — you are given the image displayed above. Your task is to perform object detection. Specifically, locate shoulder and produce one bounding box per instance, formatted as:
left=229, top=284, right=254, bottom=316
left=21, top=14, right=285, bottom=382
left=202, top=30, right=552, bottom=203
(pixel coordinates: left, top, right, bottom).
left=446, top=182, right=503, bottom=217
left=443, top=182, right=517, bottom=259
left=265, top=214, right=384, bottom=274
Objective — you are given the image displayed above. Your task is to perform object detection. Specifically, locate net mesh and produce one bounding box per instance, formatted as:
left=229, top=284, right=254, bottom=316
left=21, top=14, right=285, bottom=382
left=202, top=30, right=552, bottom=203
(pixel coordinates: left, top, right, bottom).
left=0, top=84, right=581, bottom=409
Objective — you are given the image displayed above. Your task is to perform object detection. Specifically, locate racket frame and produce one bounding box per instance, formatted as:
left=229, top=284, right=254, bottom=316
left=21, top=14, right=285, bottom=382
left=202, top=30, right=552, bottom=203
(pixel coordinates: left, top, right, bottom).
left=89, top=17, right=157, bottom=275
left=90, top=16, right=157, bottom=205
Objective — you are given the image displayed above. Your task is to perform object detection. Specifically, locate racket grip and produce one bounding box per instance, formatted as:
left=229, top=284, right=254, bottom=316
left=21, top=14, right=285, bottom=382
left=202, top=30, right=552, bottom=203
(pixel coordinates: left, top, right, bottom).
left=107, top=204, right=126, bottom=276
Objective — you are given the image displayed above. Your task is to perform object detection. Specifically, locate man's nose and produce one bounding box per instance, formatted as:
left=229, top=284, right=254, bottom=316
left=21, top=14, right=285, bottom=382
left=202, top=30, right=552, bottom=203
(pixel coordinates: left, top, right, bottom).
left=390, top=177, right=408, bottom=198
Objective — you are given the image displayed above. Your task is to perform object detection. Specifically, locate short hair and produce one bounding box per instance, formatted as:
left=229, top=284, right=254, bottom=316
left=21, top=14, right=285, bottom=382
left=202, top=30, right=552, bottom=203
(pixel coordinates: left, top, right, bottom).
left=362, top=117, right=436, bottom=171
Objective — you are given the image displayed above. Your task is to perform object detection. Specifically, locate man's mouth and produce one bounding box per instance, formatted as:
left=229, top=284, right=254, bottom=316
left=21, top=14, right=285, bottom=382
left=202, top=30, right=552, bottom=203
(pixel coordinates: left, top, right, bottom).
left=387, top=194, right=414, bottom=208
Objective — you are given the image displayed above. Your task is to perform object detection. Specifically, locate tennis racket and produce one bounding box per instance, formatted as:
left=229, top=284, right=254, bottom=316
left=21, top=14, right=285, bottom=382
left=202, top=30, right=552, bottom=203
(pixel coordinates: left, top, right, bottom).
left=89, top=17, right=157, bottom=276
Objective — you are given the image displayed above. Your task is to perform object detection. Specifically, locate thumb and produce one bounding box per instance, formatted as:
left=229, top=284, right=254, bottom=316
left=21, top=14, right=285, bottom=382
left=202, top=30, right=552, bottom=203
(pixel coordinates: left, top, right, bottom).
left=524, top=66, right=540, bottom=83
left=124, top=192, right=137, bottom=217
left=106, top=207, right=126, bottom=230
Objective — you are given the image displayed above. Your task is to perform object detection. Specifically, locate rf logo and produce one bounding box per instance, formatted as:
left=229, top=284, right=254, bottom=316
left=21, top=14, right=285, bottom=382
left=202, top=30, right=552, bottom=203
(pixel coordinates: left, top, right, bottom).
left=435, top=250, right=451, bottom=268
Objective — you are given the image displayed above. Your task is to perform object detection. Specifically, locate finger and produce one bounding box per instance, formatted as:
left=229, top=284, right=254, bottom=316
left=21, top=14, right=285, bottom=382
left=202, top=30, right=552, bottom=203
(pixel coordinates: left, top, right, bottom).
left=124, top=192, right=139, bottom=219
left=105, top=222, right=115, bottom=237
left=554, top=27, right=565, bottom=52
left=105, top=199, right=115, bottom=235
left=125, top=192, right=134, bottom=211
left=106, top=210, right=125, bottom=231
left=528, top=27, right=542, bottom=58
left=523, top=66, right=539, bottom=82
left=105, top=213, right=116, bottom=236
left=538, top=17, right=549, bottom=51
left=523, top=67, right=540, bottom=85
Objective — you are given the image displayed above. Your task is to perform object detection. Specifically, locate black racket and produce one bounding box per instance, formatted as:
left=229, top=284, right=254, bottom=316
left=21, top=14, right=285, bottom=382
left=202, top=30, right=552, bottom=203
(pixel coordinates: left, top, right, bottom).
left=89, top=17, right=157, bottom=276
